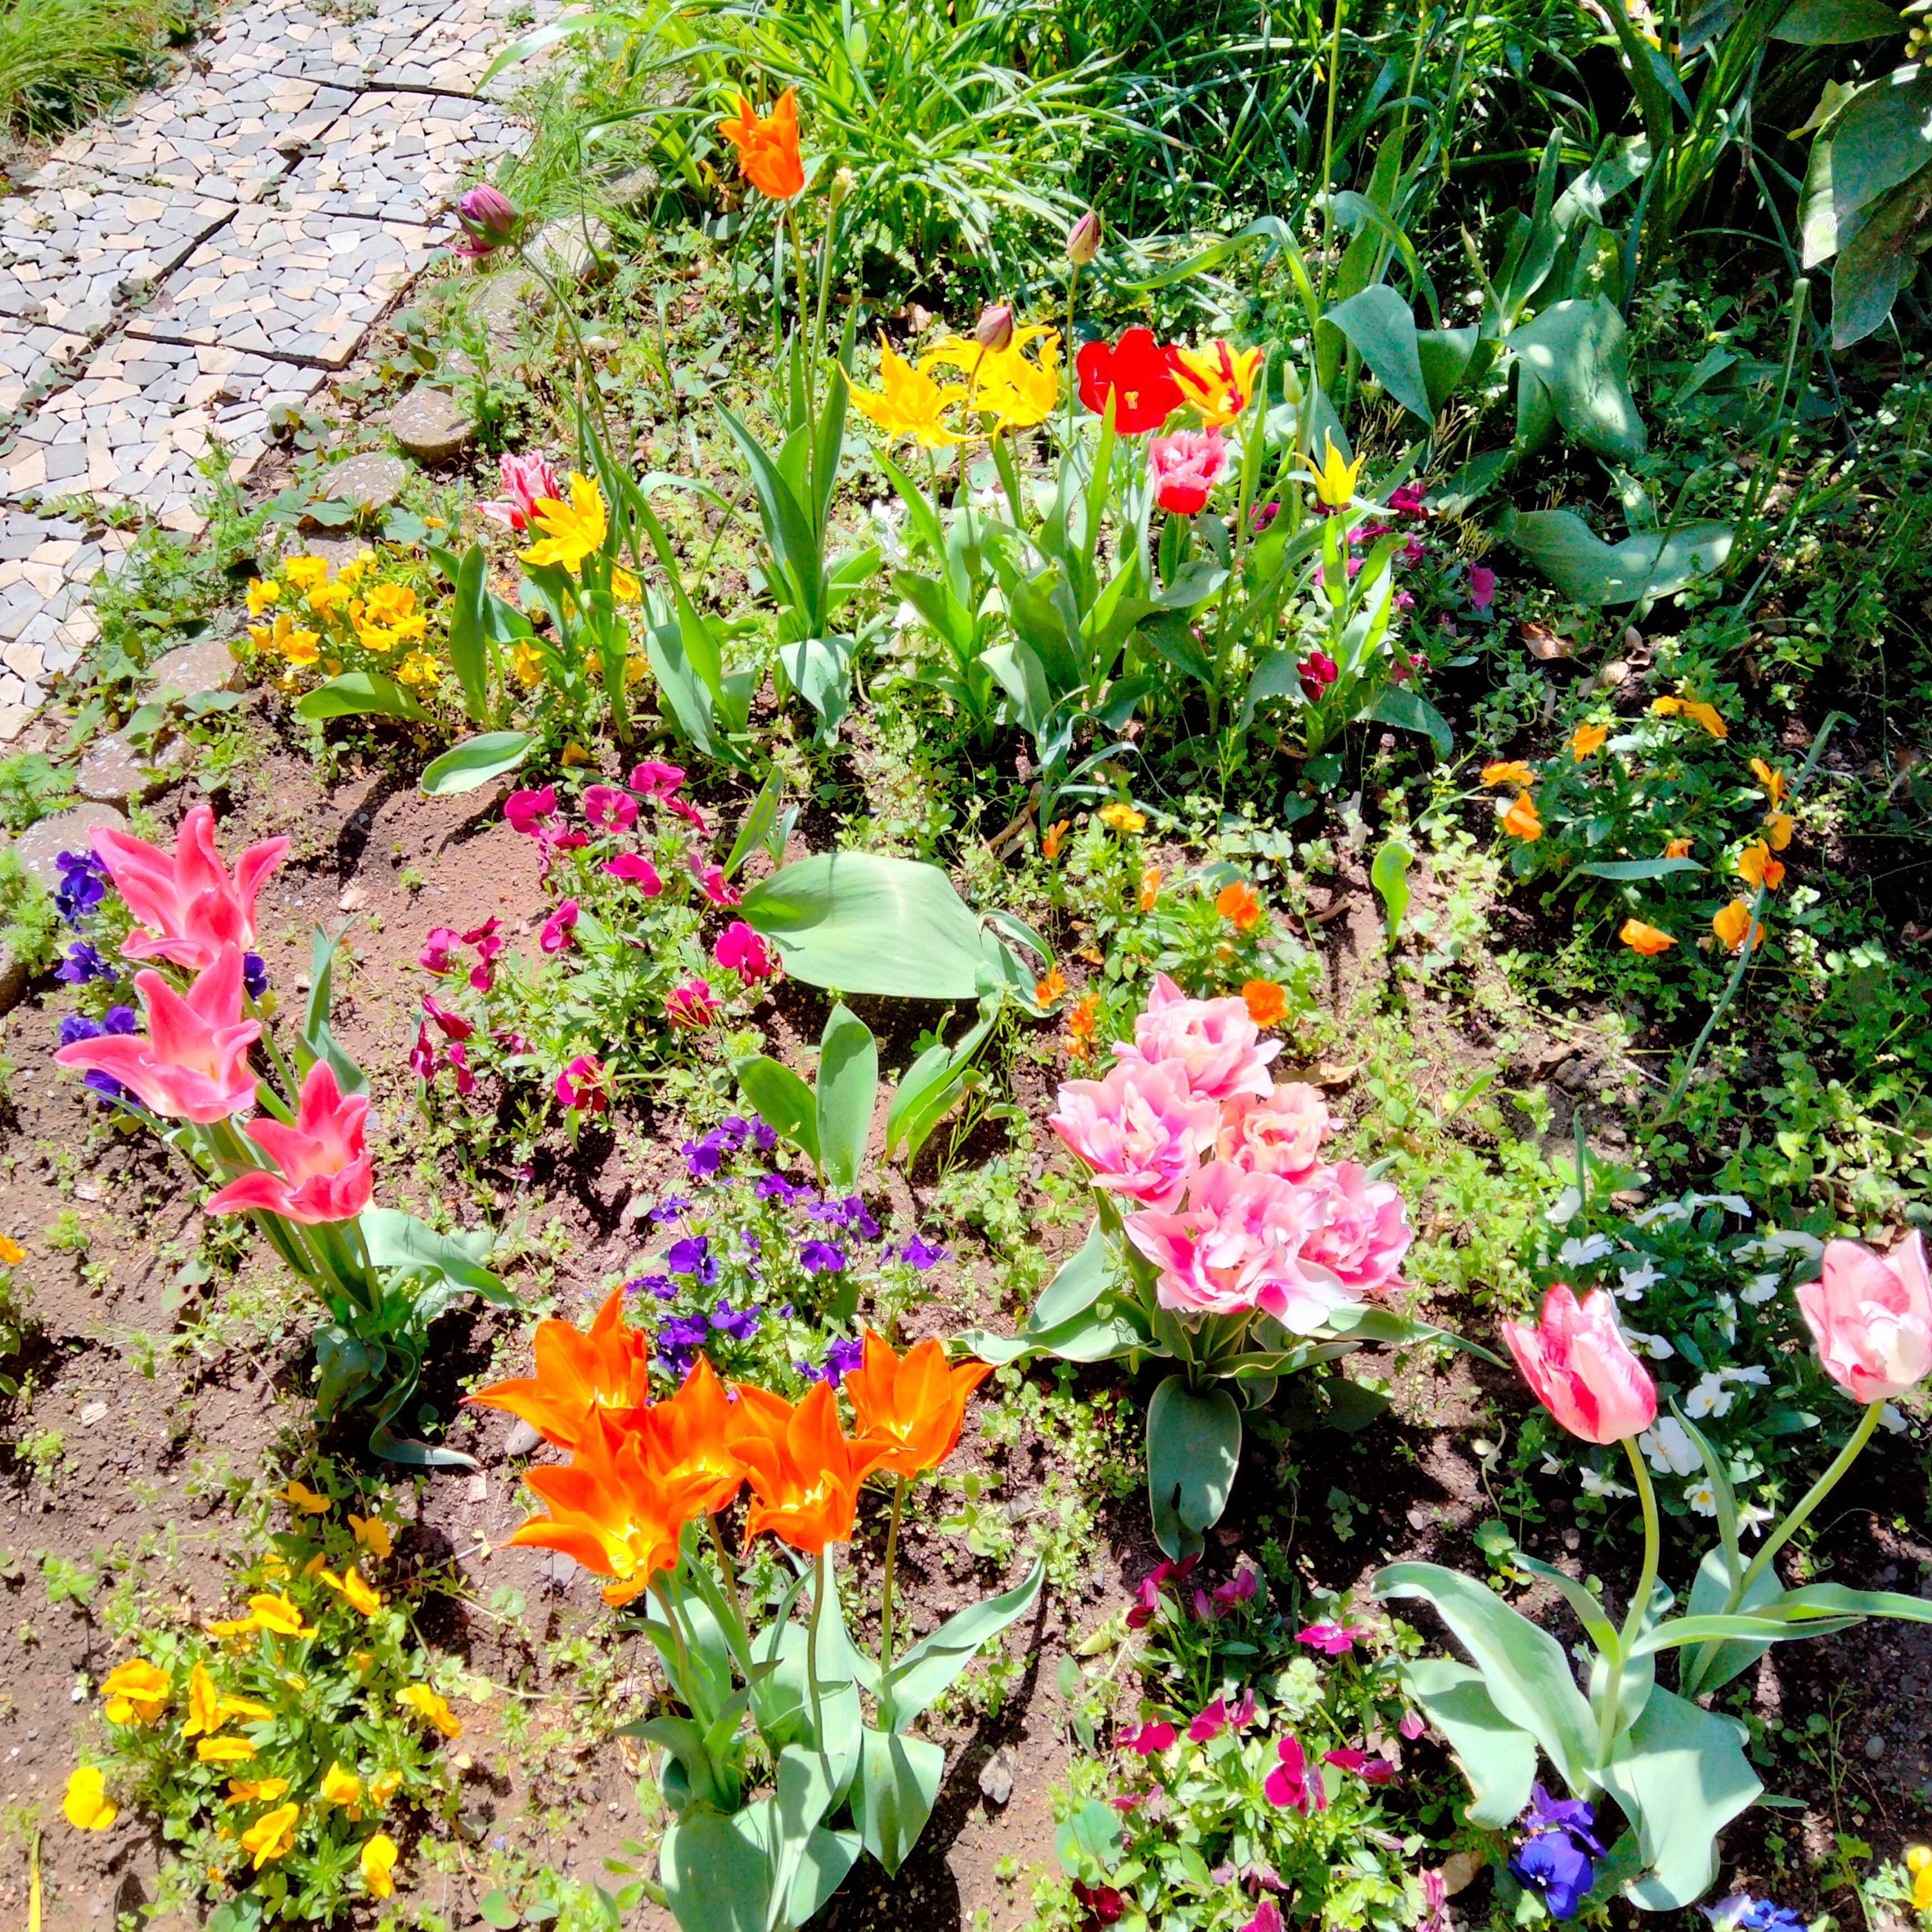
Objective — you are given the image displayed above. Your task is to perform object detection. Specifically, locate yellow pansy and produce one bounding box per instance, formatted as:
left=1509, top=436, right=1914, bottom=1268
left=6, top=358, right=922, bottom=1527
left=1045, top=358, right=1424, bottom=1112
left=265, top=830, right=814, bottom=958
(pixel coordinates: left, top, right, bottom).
left=246, top=578, right=280, bottom=617
left=280, top=1480, right=331, bottom=1515
left=1736, top=840, right=1785, bottom=891
left=1763, top=810, right=1793, bottom=850
left=1652, top=694, right=1728, bottom=738
left=521, top=473, right=610, bottom=575
left=1481, top=761, right=1537, bottom=786
left=320, top=1566, right=383, bottom=1618
left=400, top=1684, right=462, bottom=1738
left=1098, top=802, right=1146, bottom=833
left=183, top=1660, right=225, bottom=1738
left=249, top=613, right=321, bottom=666
left=1906, top=1846, right=1931, bottom=1911
left=0, top=1233, right=21, bottom=1264
left=219, top=1694, right=274, bottom=1722
left=1748, top=756, right=1787, bottom=808
left=1303, top=432, right=1365, bottom=510
left=850, top=339, right=968, bottom=449
left=368, top=1769, right=402, bottom=1807
left=240, top=1802, right=299, bottom=1869
left=319, top=1761, right=363, bottom=1816
left=1712, top=898, right=1765, bottom=954
left=394, top=650, right=441, bottom=688
left=223, top=1777, right=290, bottom=1806
left=349, top=1514, right=392, bottom=1559
left=1502, top=794, right=1542, bottom=841
left=611, top=562, right=642, bottom=601
left=206, top=1613, right=259, bottom=1640
left=511, top=642, right=545, bottom=687
left=305, top=579, right=352, bottom=618
left=64, top=1766, right=117, bottom=1830
left=282, top=556, right=329, bottom=591
left=100, top=1658, right=170, bottom=1726
left=362, top=1831, right=400, bottom=1899
left=247, top=1593, right=317, bottom=1638
left=197, top=1736, right=258, bottom=1765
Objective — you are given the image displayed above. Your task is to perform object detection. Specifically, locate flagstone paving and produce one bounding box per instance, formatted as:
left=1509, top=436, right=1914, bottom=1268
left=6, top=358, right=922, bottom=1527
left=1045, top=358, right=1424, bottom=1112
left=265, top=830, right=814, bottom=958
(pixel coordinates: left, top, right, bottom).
left=0, top=0, right=550, bottom=741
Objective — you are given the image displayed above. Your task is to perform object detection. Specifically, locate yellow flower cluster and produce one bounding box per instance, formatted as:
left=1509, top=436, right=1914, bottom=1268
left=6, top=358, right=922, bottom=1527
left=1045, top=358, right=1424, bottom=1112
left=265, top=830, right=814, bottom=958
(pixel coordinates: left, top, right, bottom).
left=246, top=550, right=445, bottom=688
left=849, top=327, right=1063, bottom=447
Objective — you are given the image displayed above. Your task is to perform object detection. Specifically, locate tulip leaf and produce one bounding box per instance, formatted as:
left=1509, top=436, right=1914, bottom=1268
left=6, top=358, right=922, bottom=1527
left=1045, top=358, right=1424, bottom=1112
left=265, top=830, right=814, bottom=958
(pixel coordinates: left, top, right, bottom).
left=294, top=671, right=432, bottom=724
left=1496, top=506, right=1733, bottom=605
left=815, top=1003, right=878, bottom=1192
left=361, top=1208, right=510, bottom=1305
left=1572, top=856, right=1706, bottom=880
left=1034, top=1217, right=1115, bottom=1328
left=733, top=1056, right=820, bottom=1174
left=1776, top=1581, right=1932, bottom=1624
left=441, top=540, right=490, bottom=720
left=1399, top=1657, right=1539, bottom=1827
left=419, top=731, right=535, bottom=797
left=300, top=921, right=367, bottom=1097
left=854, top=1727, right=946, bottom=1874
left=1147, top=1376, right=1242, bottom=1559
left=880, top=1556, right=1045, bottom=1732
left=1324, top=285, right=1433, bottom=421
left=784, top=1826, right=861, bottom=1928
left=1506, top=297, right=1646, bottom=460
left=659, top=1810, right=770, bottom=1932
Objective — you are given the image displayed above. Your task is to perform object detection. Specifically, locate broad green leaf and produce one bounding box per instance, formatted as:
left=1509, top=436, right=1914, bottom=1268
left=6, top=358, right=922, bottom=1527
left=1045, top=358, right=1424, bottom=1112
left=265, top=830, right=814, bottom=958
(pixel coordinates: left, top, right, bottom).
left=1507, top=298, right=1646, bottom=460
left=735, top=1057, right=820, bottom=1172
left=1821, top=63, right=1932, bottom=234
left=1572, top=856, right=1706, bottom=880
left=1374, top=1561, right=1598, bottom=1795
left=659, top=1810, right=769, bottom=1932
left=1034, top=1218, right=1113, bottom=1328
left=419, top=731, right=534, bottom=797
left=784, top=1826, right=860, bottom=1928
left=360, top=1208, right=509, bottom=1304
left=725, top=768, right=786, bottom=879
left=855, top=1727, right=945, bottom=1874
left=1682, top=1546, right=1785, bottom=1697
left=1510, top=1552, right=1619, bottom=1654
left=1361, top=686, right=1455, bottom=756
left=739, top=852, right=1009, bottom=1000
left=886, top=1010, right=994, bottom=1162
left=637, top=1715, right=727, bottom=1810
left=770, top=1746, right=840, bottom=1918
left=1831, top=165, right=1932, bottom=347
left=1147, top=1376, right=1241, bottom=1560
left=1600, top=1687, right=1761, bottom=1910
left=1415, top=324, right=1481, bottom=414
left=815, top=1003, right=878, bottom=1192
left=881, top=1557, right=1045, bottom=1731
left=1497, top=507, right=1733, bottom=605
left=443, top=540, right=489, bottom=721
left=312, top=1323, right=380, bottom=1420
left=1400, top=1657, right=1539, bottom=1826
left=295, top=671, right=431, bottom=724
left=1325, top=285, right=1433, bottom=421
left=1371, top=839, right=1413, bottom=944
left=1056, top=1797, right=1124, bottom=1881
left=1775, top=0, right=1902, bottom=38
left=644, top=623, right=719, bottom=760
left=300, top=921, right=367, bottom=1097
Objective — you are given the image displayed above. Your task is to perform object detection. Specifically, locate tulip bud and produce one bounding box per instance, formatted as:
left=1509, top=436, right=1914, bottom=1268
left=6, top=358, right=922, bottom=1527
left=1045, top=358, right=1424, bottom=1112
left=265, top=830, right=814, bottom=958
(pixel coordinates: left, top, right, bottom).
left=1066, top=208, right=1101, bottom=265
left=830, top=165, right=856, bottom=208
left=454, top=185, right=522, bottom=258
left=975, top=303, right=1015, bottom=354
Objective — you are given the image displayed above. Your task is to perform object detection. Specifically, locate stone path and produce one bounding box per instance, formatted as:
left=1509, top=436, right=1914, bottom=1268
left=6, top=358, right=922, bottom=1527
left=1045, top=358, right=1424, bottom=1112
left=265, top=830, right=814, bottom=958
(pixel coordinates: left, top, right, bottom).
left=0, top=0, right=547, bottom=738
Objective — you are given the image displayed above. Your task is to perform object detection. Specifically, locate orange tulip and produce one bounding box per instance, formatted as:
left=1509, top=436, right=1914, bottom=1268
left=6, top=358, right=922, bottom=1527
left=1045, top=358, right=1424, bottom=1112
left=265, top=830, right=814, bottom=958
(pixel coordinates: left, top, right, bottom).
left=845, top=1330, right=993, bottom=1479
left=506, top=1414, right=708, bottom=1606
left=465, top=1289, right=652, bottom=1450
left=1501, top=793, right=1542, bottom=841
left=1619, top=919, right=1675, bottom=956
left=636, top=1356, right=750, bottom=1515
left=727, top=1381, right=884, bottom=1555
left=1242, top=979, right=1288, bottom=1026
left=1215, top=880, right=1263, bottom=931
left=719, top=89, right=804, bottom=201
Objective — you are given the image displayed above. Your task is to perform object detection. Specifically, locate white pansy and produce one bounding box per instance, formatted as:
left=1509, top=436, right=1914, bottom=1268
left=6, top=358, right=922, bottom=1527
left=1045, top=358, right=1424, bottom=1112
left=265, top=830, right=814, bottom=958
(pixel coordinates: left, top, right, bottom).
left=1558, top=1233, right=1614, bottom=1268
left=1740, top=1271, right=1781, bottom=1306
left=1687, top=1192, right=1754, bottom=1218
left=1621, top=1328, right=1676, bottom=1361
left=1685, top=1480, right=1719, bottom=1516
left=1580, top=1468, right=1635, bottom=1499
left=1640, top=1417, right=1702, bottom=1475
left=1737, top=1503, right=1774, bottom=1538
left=1721, top=1364, right=1769, bottom=1387
left=1713, top=1291, right=1737, bottom=1344
left=1633, top=1200, right=1693, bottom=1229
left=1541, top=1455, right=1564, bottom=1476
left=1686, top=1371, right=1734, bottom=1418
left=1615, top=1259, right=1663, bottom=1301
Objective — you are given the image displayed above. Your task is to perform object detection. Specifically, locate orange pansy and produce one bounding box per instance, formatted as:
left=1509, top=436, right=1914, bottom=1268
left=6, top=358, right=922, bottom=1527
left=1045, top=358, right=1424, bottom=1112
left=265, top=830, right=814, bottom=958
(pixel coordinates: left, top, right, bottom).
left=1501, top=794, right=1542, bottom=841
left=1214, top=880, right=1262, bottom=931
left=1242, top=980, right=1288, bottom=1026
left=1619, top=919, right=1675, bottom=956
left=1736, top=841, right=1785, bottom=892
left=1480, top=761, right=1535, bottom=787
left=465, top=1288, right=652, bottom=1450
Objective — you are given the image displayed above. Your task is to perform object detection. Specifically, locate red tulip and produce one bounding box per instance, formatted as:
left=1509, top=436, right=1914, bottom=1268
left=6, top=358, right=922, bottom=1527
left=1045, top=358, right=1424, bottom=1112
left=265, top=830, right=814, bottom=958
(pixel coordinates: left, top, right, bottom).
left=1075, top=327, right=1182, bottom=435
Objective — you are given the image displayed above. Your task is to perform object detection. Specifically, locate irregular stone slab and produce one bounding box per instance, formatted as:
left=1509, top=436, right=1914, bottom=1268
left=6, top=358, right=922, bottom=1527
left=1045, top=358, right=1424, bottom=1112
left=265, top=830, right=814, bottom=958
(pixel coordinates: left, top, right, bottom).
left=146, top=636, right=240, bottom=697
left=76, top=727, right=193, bottom=805
left=124, top=207, right=440, bottom=368
left=281, top=90, right=529, bottom=226
left=3, top=337, right=326, bottom=524
left=530, top=213, right=613, bottom=283
left=316, top=451, right=406, bottom=512
left=372, top=0, right=565, bottom=96
left=0, top=312, right=90, bottom=417
left=389, top=385, right=472, bottom=462
left=11, top=800, right=128, bottom=890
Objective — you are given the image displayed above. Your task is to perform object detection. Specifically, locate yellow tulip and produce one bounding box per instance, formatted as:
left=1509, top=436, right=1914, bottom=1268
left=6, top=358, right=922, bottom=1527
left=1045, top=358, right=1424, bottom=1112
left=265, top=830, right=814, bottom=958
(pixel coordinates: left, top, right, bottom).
left=1303, top=432, right=1366, bottom=510
left=851, top=338, right=968, bottom=448
left=520, top=473, right=610, bottom=575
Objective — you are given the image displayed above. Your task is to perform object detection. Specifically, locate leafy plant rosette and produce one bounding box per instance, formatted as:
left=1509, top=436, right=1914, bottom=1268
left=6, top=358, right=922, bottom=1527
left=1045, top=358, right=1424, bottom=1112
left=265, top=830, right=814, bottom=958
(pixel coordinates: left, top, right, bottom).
left=469, top=1304, right=1043, bottom=1929
left=965, top=973, right=1472, bottom=1559
left=48, top=809, right=512, bottom=1466
left=1373, top=1239, right=1932, bottom=1914
left=66, top=1482, right=460, bottom=1925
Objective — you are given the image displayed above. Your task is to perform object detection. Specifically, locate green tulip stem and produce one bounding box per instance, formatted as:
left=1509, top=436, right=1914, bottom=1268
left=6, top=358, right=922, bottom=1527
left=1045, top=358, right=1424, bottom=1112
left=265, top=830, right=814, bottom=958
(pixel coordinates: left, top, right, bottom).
left=1729, top=1398, right=1882, bottom=1613
left=879, top=1473, right=908, bottom=1675
left=1595, top=1434, right=1659, bottom=1766
left=706, top=1511, right=747, bottom=1638
left=806, top=1547, right=828, bottom=1748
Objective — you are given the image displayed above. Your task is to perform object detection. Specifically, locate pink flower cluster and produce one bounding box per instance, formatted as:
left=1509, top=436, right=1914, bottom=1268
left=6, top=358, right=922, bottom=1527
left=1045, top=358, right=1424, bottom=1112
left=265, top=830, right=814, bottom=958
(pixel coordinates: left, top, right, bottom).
left=1048, top=973, right=1411, bottom=1329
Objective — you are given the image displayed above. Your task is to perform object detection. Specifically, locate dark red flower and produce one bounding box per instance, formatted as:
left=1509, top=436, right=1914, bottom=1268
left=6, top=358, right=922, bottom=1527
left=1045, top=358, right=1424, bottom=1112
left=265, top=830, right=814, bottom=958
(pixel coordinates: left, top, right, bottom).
left=1076, top=327, right=1182, bottom=434
left=1072, top=1880, right=1125, bottom=1928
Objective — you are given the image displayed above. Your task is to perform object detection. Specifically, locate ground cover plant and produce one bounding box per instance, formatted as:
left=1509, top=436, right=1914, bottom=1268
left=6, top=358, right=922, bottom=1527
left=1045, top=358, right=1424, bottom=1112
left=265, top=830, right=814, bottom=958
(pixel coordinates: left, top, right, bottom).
left=6, top=0, right=1932, bottom=1924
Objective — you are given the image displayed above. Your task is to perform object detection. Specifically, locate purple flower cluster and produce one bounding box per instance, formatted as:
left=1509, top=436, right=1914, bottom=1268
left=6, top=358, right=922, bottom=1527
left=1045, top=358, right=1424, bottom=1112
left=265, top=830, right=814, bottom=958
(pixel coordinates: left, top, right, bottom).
left=54, top=850, right=109, bottom=925
left=664, top=1235, right=719, bottom=1287
left=1509, top=1786, right=1604, bottom=1920
left=681, top=1113, right=777, bottom=1179
left=806, top=1193, right=881, bottom=1239
left=796, top=1334, right=864, bottom=1387
left=655, top=1299, right=763, bottom=1380
left=1704, top=1899, right=1805, bottom=1932
left=797, top=1239, right=846, bottom=1275
left=898, top=1234, right=947, bottom=1270
left=55, top=942, right=112, bottom=984
left=58, top=1007, right=137, bottom=1102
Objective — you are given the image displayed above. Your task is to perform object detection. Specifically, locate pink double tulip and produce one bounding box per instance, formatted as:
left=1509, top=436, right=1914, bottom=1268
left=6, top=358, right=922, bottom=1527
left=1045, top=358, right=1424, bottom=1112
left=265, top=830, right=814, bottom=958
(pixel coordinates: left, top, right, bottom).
left=1216, top=1081, right=1335, bottom=1180
left=53, top=946, right=261, bottom=1122
left=205, top=1061, right=372, bottom=1224
left=1795, top=1233, right=1931, bottom=1403
left=1115, top=972, right=1279, bottom=1104
left=1048, top=1058, right=1220, bottom=1211
left=1123, top=1164, right=1354, bottom=1330
left=1298, top=1160, right=1412, bottom=1295
left=1149, top=427, right=1228, bottom=515
left=91, top=806, right=287, bottom=972
left=1502, top=1285, right=1657, bottom=1444
left=477, top=452, right=562, bottom=533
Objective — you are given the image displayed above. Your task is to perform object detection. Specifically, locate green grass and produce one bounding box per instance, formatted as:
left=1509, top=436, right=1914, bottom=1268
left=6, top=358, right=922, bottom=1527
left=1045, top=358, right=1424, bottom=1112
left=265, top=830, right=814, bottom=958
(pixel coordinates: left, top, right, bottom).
left=0, top=0, right=173, bottom=137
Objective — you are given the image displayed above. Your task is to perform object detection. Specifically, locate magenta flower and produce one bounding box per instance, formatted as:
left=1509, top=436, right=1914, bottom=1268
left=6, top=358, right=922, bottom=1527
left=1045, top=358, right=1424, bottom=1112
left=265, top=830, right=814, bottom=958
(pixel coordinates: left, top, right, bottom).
left=691, top=857, right=740, bottom=907
left=464, top=918, right=504, bottom=991
left=420, top=925, right=462, bottom=974
left=1469, top=563, right=1496, bottom=611
left=1295, top=1622, right=1362, bottom=1655
left=1263, top=1734, right=1327, bottom=1814
left=505, top=786, right=556, bottom=836
left=628, top=760, right=686, bottom=799
left=554, top=1053, right=609, bottom=1112
left=1300, top=650, right=1338, bottom=699
left=447, top=1043, right=476, bottom=1094
left=1115, top=971, right=1279, bottom=1104
left=1323, top=1747, right=1396, bottom=1783
left=1399, top=1711, right=1426, bottom=1741
left=714, top=920, right=776, bottom=983
left=1297, top=1159, right=1414, bottom=1295
left=666, top=978, right=719, bottom=1029
left=408, top=1022, right=437, bottom=1081
left=454, top=184, right=521, bottom=258
left=204, top=1061, right=373, bottom=1225
left=1187, top=1690, right=1255, bottom=1742
left=1214, top=1564, right=1260, bottom=1609
left=1242, top=1904, right=1284, bottom=1932
left=1048, top=1057, right=1221, bottom=1211
left=1149, top=427, right=1229, bottom=515
left=1125, top=1552, right=1197, bottom=1629
left=584, top=783, right=639, bottom=833
left=422, top=993, right=472, bottom=1041
left=539, top=898, right=580, bottom=954
left=1387, top=484, right=1427, bottom=516
left=477, top=451, right=561, bottom=532
left=669, top=795, right=710, bottom=835
left=602, top=854, right=663, bottom=894
left=1119, top=1721, right=1176, bottom=1756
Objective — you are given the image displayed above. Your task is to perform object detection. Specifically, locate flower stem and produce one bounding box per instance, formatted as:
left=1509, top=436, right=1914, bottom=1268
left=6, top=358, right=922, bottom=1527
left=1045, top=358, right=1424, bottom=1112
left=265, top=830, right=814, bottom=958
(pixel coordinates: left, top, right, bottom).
left=1594, top=1435, right=1659, bottom=1767
left=1062, top=260, right=1081, bottom=455
left=514, top=246, right=615, bottom=472
left=1730, top=1399, right=1882, bottom=1612
left=879, top=1474, right=908, bottom=1675
left=806, top=1546, right=828, bottom=1748
left=706, top=1510, right=747, bottom=1639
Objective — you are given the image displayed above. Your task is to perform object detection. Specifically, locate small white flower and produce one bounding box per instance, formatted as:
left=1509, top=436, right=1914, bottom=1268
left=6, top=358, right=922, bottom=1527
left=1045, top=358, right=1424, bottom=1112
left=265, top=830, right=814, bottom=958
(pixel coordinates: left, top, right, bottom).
left=1633, top=1201, right=1692, bottom=1229
left=1541, top=1454, right=1564, bottom=1476
left=1640, top=1417, right=1702, bottom=1475
left=1739, top=1271, right=1781, bottom=1307
left=1688, top=1192, right=1754, bottom=1219
left=1721, top=1364, right=1769, bottom=1387
left=1621, top=1327, right=1676, bottom=1361
left=1559, top=1233, right=1614, bottom=1267
left=1737, top=1502, right=1774, bottom=1538
left=1880, top=1403, right=1909, bottom=1434
left=1685, top=1480, right=1719, bottom=1516
left=1686, top=1371, right=1734, bottom=1419
left=1713, top=1291, right=1738, bottom=1344
left=1615, top=1259, right=1663, bottom=1301
left=1580, top=1468, right=1635, bottom=1499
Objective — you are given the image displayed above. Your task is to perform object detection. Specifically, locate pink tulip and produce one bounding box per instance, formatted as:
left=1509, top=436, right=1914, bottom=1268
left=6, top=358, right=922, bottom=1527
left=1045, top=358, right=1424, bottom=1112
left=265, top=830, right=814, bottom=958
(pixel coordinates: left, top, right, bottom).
left=714, top=920, right=776, bottom=983
left=1298, top=1159, right=1413, bottom=1295
left=690, top=858, right=740, bottom=907
left=555, top=1053, right=609, bottom=1113
left=1149, top=427, right=1228, bottom=515
left=91, top=805, right=288, bottom=972
left=1216, top=1081, right=1334, bottom=1180
left=666, top=978, right=719, bottom=1029
left=1502, top=1284, right=1657, bottom=1444
left=205, top=1060, right=373, bottom=1224
left=1048, top=1058, right=1221, bottom=1210
left=1795, top=1233, right=1932, bottom=1403
left=1262, top=1734, right=1326, bottom=1814
left=1123, top=1162, right=1356, bottom=1330
left=602, top=854, right=663, bottom=895
left=476, top=452, right=561, bottom=532
left=1115, top=972, right=1279, bottom=1104
left=54, top=947, right=261, bottom=1122
left=539, top=898, right=579, bottom=954
left=583, top=783, right=639, bottom=833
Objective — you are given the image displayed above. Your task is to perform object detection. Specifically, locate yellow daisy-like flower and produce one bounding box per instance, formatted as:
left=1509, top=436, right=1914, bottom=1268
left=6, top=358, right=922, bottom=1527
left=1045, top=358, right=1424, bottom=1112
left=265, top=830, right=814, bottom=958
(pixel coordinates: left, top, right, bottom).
left=1098, top=802, right=1146, bottom=832
left=1303, top=432, right=1366, bottom=510
left=99, top=1658, right=169, bottom=1726
left=400, top=1684, right=462, bottom=1739
left=361, top=1831, right=400, bottom=1899
left=521, top=473, right=610, bottom=575
left=1170, top=340, right=1264, bottom=426
left=348, top=1514, right=392, bottom=1559
left=282, top=556, right=330, bottom=591
left=394, top=651, right=441, bottom=688
left=63, top=1766, right=117, bottom=1831
left=240, top=1802, right=299, bottom=1869
left=850, top=338, right=968, bottom=450
left=280, top=1480, right=331, bottom=1515
left=249, top=613, right=321, bottom=666
left=245, top=578, right=280, bottom=617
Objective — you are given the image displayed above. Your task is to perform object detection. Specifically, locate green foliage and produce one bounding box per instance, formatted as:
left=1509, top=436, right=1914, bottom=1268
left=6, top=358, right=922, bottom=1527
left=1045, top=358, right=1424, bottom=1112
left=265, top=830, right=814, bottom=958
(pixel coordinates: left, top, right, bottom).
left=0, top=845, right=60, bottom=978
left=0, top=0, right=172, bottom=135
